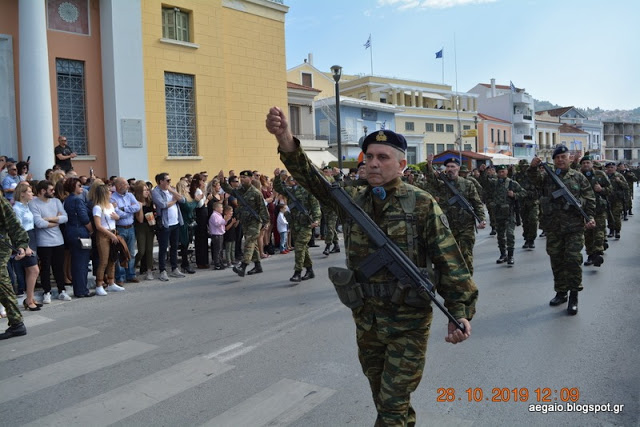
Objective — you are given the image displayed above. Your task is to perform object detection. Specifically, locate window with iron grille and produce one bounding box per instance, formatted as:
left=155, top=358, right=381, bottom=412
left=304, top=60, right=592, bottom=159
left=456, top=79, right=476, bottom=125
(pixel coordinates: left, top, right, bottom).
left=165, top=72, right=197, bottom=156
left=56, top=58, right=88, bottom=155
left=436, top=124, right=444, bottom=132
left=446, top=124, right=454, bottom=133
left=425, top=123, right=434, bottom=132
left=406, top=147, right=417, bottom=165
left=162, top=7, right=190, bottom=42
left=405, top=122, right=414, bottom=131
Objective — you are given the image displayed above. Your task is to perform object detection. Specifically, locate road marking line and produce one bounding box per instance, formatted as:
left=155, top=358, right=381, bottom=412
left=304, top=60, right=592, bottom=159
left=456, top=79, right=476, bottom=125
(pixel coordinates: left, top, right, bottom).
left=204, top=342, right=244, bottom=359
left=22, top=314, right=54, bottom=327
left=0, top=326, right=98, bottom=363
left=201, top=378, right=335, bottom=427
left=0, top=340, right=156, bottom=405
left=25, top=356, right=234, bottom=427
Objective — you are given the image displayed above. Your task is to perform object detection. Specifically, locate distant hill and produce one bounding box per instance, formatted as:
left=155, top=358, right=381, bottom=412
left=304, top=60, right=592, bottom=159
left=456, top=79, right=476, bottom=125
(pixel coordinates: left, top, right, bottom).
left=534, top=100, right=640, bottom=123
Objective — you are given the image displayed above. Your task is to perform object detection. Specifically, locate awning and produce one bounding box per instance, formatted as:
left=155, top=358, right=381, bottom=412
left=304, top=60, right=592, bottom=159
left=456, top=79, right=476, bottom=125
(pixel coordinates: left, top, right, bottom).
left=403, top=90, right=448, bottom=101
left=483, top=153, right=519, bottom=165
left=304, top=150, right=338, bottom=168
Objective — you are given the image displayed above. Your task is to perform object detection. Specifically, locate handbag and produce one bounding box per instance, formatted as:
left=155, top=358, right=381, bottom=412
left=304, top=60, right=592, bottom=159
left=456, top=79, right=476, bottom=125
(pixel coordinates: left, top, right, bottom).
left=79, top=237, right=92, bottom=249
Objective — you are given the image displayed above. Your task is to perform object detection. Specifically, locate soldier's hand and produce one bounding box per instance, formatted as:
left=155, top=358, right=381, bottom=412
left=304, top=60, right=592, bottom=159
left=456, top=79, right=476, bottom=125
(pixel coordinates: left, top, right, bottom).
left=477, top=220, right=486, bottom=229
left=14, top=247, right=26, bottom=261
left=445, top=318, right=471, bottom=344
left=266, top=107, right=289, bottom=136
left=507, top=190, right=514, bottom=198
left=530, top=156, right=542, bottom=168
left=585, top=219, right=596, bottom=229
left=594, top=183, right=602, bottom=192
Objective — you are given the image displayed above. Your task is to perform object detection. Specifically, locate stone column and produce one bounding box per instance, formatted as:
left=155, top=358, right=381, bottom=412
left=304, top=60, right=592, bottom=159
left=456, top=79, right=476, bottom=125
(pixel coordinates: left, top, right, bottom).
left=19, top=0, right=54, bottom=179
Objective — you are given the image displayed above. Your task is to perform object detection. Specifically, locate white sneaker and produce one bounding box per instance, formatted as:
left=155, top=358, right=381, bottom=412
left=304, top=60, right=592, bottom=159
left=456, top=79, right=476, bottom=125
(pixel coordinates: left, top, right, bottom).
left=145, top=271, right=154, bottom=281
left=170, top=268, right=185, bottom=278
left=158, top=270, right=169, bottom=281
left=107, top=283, right=125, bottom=292
left=96, top=286, right=108, bottom=296
left=43, top=293, right=52, bottom=304
left=58, top=290, right=72, bottom=301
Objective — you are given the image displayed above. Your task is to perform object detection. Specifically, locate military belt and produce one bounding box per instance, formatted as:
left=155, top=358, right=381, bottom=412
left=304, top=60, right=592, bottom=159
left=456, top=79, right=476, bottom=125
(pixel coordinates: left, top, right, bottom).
left=360, top=282, right=396, bottom=298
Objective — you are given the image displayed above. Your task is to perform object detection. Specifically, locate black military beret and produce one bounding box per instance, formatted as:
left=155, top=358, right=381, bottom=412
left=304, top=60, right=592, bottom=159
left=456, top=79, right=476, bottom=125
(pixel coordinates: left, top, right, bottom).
left=605, top=162, right=615, bottom=167
left=518, top=159, right=529, bottom=165
left=362, top=130, right=407, bottom=154
left=580, top=154, right=592, bottom=163
left=495, top=164, right=508, bottom=171
left=357, top=161, right=366, bottom=169
left=617, top=162, right=626, bottom=166
left=239, top=170, right=253, bottom=177
left=443, top=157, right=461, bottom=166
left=552, top=144, right=569, bottom=158
left=322, top=166, right=332, bottom=171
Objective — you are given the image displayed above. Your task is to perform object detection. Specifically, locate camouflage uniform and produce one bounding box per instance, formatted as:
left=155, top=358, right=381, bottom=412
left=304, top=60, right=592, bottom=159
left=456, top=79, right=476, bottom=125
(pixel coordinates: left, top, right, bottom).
left=485, top=175, right=526, bottom=261
left=529, top=166, right=595, bottom=293
left=273, top=176, right=321, bottom=274
left=418, top=171, right=484, bottom=276
left=281, top=142, right=477, bottom=426
left=0, top=197, right=28, bottom=328
left=620, top=168, right=637, bottom=213
left=581, top=169, right=611, bottom=260
left=321, top=173, right=339, bottom=250
left=605, top=171, right=629, bottom=235
left=514, top=165, right=540, bottom=246
left=221, top=181, right=269, bottom=267
left=478, top=168, right=497, bottom=233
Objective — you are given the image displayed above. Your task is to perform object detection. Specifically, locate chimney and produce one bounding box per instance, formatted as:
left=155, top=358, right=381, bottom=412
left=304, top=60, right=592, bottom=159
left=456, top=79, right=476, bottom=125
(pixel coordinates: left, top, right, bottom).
left=490, top=78, right=496, bottom=97
left=308, top=53, right=313, bottom=66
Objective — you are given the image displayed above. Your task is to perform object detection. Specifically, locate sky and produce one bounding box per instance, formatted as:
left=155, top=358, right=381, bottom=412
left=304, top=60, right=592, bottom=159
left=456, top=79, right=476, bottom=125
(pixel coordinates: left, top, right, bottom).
left=284, top=0, right=640, bottom=111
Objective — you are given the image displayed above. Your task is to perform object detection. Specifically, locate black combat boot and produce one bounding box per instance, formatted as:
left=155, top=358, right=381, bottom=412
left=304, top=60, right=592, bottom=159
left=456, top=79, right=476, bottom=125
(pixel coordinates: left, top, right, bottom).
left=592, top=252, right=604, bottom=267
left=496, top=250, right=507, bottom=264
left=583, top=255, right=593, bottom=266
left=607, top=229, right=614, bottom=238
left=247, top=262, right=263, bottom=275
left=308, top=237, right=319, bottom=248
left=567, top=291, right=578, bottom=315
left=549, top=292, right=568, bottom=306
left=290, top=270, right=302, bottom=282
left=623, top=212, right=628, bottom=221
left=490, top=228, right=497, bottom=236
left=330, top=243, right=340, bottom=253
left=522, top=241, right=530, bottom=249
left=233, top=262, right=248, bottom=277
left=628, top=209, right=633, bottom=216
left=301, top=267, right=315, bottom=280
left=615, top=230, right=621, bottom=239
left=529, top=240, right=535, bottom=249
left=323, top=244, right=331, bottom=256
left=507, top=249, right=514, bottom=265
left=603, top=241, right=609, bottom=251
left=0, top=322, right=27, bottom=340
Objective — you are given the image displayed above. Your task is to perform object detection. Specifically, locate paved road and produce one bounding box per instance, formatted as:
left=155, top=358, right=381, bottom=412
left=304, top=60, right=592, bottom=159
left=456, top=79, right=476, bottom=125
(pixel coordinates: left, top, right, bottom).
left=1, top=195, right=638, bottom=426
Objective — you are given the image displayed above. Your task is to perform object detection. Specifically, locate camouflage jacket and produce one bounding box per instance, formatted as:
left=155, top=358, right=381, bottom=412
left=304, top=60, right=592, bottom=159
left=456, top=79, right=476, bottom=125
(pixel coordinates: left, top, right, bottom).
left=466, top=176, right=483, bottom=196
left=581, top=169, right=611, bottom=214
left=484, top=177, right=527, bottom=219
left=272, top=175, right=321, bottom=227
left=513, top=170, right=540, bottom=204
left=220, top=182, right=269, bottom=228
left=605, top=171, right=629, bottom=202
left=280, top=142, right=478, bottom=320
left=0, top=196, right=29, bottom=262
left=528, top=166, right=596, bottom=232
left=417, top=171, right=484, bottom=228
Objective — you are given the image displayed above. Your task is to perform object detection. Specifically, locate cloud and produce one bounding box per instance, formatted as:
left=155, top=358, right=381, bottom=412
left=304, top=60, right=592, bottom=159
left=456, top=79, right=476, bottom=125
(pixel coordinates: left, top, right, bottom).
left=377, top=0, right=498, bottom=10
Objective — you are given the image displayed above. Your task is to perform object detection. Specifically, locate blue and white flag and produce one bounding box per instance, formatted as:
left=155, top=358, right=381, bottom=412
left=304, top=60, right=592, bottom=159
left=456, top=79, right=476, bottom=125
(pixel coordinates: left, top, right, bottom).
left=510, top=81, right=516, bottom=92
left=625, top=135, right=632, bottom=141
left=435, top=48, right=443, bottom=59
left=364, top=35, right=371, bottom=49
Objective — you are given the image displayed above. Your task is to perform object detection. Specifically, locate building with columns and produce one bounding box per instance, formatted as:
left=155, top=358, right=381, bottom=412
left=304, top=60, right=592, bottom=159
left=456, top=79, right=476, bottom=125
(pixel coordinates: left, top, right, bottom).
left=0, top=0, right=288, bottom=181
left=535, top=106, right=603, bottom=160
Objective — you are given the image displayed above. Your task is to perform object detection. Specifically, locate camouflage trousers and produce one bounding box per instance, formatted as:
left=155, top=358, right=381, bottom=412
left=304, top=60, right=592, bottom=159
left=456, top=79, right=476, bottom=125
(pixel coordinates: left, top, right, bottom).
left=293, top=225, right=313, bottom=272
left=520, top=202, right=539, bottom=242
left=323, top=210, right=339, bottom=244
left=354, top=299, right=433, bottom=427
left=585, top=212, right=607, bottom=255
left=451, top=224, right=476, bottom=276
left=487, top=205, right=496, bottom=230
left=495, top=215, right=516, bottom=251
left=241, top=225, right=261, bottom=265
left=608, top=201, right=623, bottom=232
left=546, top=230, right=584, bottom=292
left=0, top=252, right=23, bottom=327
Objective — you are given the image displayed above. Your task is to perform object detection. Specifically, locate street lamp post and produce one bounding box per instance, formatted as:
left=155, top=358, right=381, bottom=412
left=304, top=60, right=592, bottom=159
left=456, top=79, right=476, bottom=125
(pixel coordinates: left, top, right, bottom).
left=473, top=115, right=478, bottom=153
left=331, top=65, right=343, bottom=171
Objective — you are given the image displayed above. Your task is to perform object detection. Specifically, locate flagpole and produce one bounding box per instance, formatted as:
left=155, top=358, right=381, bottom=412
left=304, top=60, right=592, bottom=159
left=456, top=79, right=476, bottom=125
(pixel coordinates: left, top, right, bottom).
left=441, top=47, right=444, bottom=84
left=370, top=34, right=373, bottom=75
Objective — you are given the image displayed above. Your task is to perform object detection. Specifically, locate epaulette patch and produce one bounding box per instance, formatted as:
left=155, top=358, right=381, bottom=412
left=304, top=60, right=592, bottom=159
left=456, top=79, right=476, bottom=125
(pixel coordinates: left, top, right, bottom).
left=440, top=214, right=450, bottom=229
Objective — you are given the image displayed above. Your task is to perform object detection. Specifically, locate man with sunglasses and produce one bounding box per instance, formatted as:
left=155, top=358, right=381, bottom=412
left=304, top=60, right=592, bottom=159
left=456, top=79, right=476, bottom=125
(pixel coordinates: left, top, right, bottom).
left=151, top=173, right=186, bottom=281
left=54, top=136, right=77, bottom=173
left=2, top=163, right=20, bottom=203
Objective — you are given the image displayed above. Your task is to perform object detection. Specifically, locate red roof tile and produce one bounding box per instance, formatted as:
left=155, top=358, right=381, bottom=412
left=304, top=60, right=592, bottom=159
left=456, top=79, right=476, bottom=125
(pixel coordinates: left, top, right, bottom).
left=558, top=123, right=587, bottom=134
left=536, top=106, right=574, bottom=117
left=477, top=113, right=511, bottom=124
left=287, top=81, right=321, bottom=92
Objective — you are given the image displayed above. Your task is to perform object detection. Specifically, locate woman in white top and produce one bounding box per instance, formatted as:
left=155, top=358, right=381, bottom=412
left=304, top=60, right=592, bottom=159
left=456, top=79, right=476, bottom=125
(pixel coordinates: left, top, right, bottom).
left=12, top=182, right=41, bottom=310
left=90, top=184, right=119, bottom=296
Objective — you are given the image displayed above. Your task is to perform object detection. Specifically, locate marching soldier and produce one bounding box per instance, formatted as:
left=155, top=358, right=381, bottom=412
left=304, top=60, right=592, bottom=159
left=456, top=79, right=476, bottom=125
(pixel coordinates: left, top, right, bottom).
left=485, top=164, right=526, bottom=265
left=529, top=145, right=596, bottom=315
left=273, top=170, right=321, bottom=282
left=617, top=162, right=637, bottom=217
left=320, top=166, right=340, bottom=256
left=478, top=163, right=498, bottom=235
left=514, top=159, right=540, bottom=249
left=219, top=170, right=270, bottom=277
left=604, top=162, right=629, bottom=239
left=579, top=154, right=611, bottom=267
left=419, top=155, right=486, bottom=275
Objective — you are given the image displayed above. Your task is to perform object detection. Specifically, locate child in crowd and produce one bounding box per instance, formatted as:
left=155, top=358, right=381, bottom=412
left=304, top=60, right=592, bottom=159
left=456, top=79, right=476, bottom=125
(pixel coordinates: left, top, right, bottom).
left=223, top=205, right=238, bottom=267
left=277, top=204, right=289, bottom=254
left=208, top=202, right=226, bottom=270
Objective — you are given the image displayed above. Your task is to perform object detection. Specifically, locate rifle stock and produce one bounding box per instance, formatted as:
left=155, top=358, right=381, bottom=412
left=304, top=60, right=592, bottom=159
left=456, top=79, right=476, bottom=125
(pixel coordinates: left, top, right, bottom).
left=312, top=167, right=465, bottom=331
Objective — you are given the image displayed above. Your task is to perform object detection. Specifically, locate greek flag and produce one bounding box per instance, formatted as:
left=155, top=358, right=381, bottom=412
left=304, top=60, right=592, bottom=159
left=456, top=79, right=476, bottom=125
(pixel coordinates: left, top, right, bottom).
left=510, top=81, right=516, bottom=92
left=364, top=35, right=371, bottom=49
left=625, top=135, right=632, bottom=141
left=435, top=48, right=443, bottom=59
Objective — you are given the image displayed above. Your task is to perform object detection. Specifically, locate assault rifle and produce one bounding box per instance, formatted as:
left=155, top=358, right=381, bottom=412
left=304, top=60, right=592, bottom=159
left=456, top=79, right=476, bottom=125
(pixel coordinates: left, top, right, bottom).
left=282, top=186, right=314, bottom=224
left=540, top=162, right=590, bottom=222
left=439, top=173, right=481, bottom=225
left=509, top=180, right=522, bottom=226
left=230, top=189, right=260, bottom=222
left=313, top=167, right=466, bottom=332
